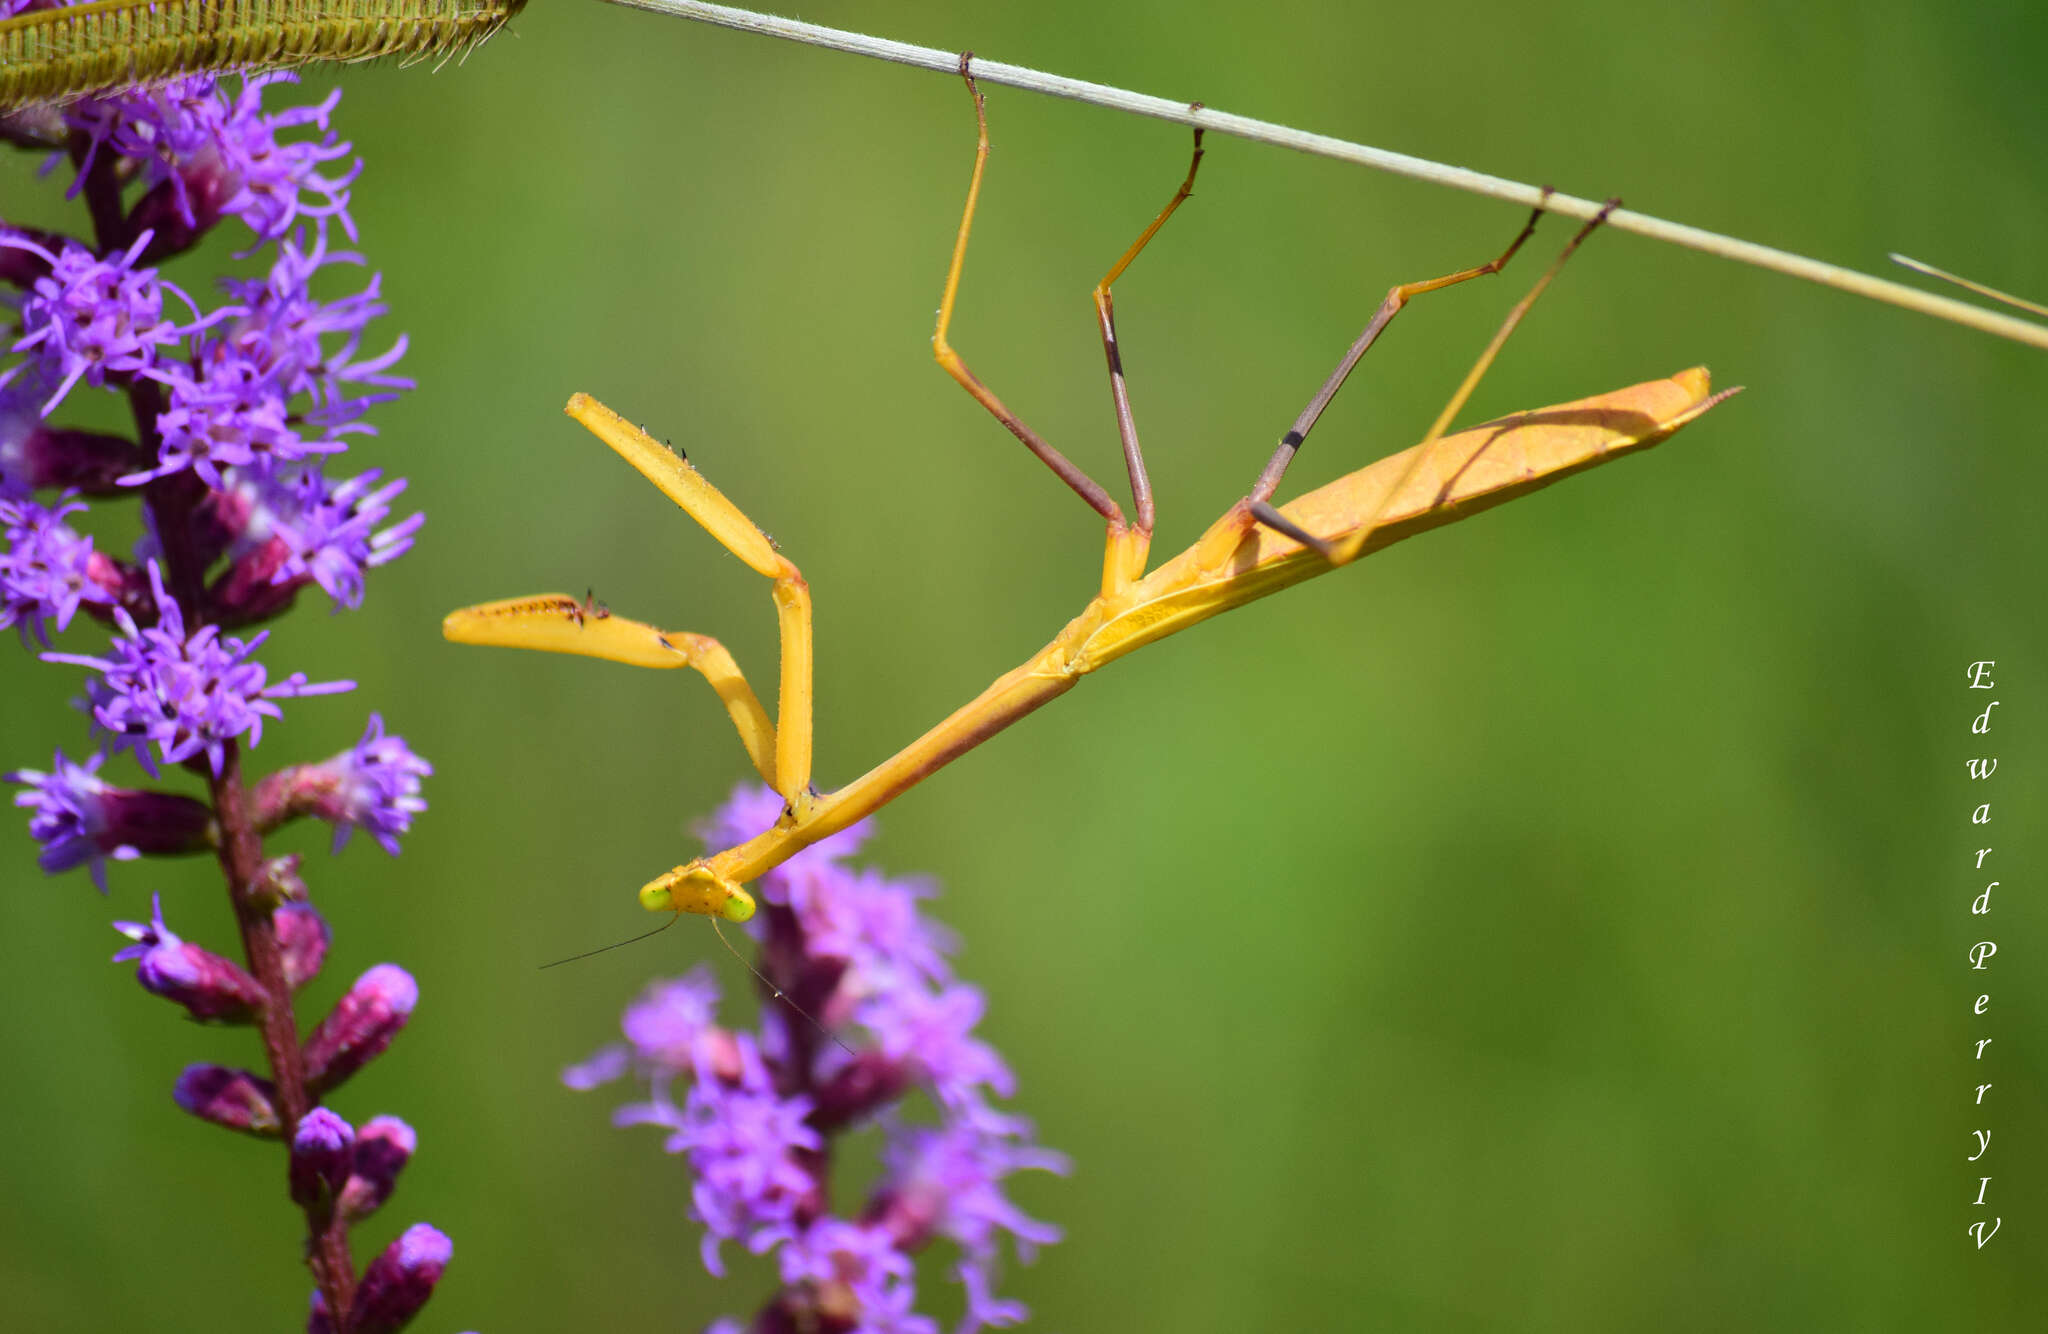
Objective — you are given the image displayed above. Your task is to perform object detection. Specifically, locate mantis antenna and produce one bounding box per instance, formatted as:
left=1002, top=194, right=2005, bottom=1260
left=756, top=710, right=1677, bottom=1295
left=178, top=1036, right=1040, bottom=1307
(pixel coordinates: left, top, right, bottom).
left=538, top=911, right=679, bottom=970
left=710, top=917, right=858, bottom=1066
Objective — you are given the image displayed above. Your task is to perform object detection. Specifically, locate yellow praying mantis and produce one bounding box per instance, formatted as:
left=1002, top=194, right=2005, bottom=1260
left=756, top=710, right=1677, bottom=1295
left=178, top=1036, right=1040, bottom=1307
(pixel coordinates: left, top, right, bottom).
left=443, top=62, right=1737, bottom=924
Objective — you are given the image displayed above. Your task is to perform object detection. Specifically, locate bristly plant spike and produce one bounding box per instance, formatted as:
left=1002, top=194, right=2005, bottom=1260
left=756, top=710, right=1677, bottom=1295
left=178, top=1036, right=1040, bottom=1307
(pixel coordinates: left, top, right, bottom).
left=443, top=65, right=1738, bottom=934
left=2, top=35, right=449, bottom=1329
left=0, top=0, right=527, bottom=108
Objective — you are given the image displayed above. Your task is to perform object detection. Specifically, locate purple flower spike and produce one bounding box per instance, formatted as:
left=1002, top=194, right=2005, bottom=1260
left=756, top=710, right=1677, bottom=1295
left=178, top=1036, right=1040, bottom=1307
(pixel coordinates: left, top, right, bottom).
left=288, top=1107, right=355, bottom=1214
left=347, top=1222, right=452, bottom=1334
left=302, top=963, right=416, bottom=1095
left=16, top=69, right=445, bottom=1328
left=274, top=901, right=330, bottom=990
left=173, top=1063, right=281, bottom=1137
left=8, top=748, right=214, bottom=889
left=337, top=1115, right=416, bottom=1224
left=574, top=787, right=1060, bottom=1330
left=42, top=562, right=353, bottom=776
left=113, top=893, right=268, bottom=1022
left=0, top=489, right=114, bottom=645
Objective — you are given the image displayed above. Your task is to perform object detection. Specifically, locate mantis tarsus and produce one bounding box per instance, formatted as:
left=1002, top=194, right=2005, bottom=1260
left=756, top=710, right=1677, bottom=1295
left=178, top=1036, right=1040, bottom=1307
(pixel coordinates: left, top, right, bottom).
left=442, top=61, right=1738, bottom=923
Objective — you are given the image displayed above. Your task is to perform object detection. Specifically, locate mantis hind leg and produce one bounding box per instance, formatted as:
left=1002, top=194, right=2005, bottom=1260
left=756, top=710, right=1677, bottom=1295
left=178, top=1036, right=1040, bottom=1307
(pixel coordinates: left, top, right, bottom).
left=1319, top=199, right=1623, bottom=565
left=930, top=56, right=1133, bottom=554
left=1248, top=198, right=1550, bottom=508
left=1090, top=123, right=1207, bottom=592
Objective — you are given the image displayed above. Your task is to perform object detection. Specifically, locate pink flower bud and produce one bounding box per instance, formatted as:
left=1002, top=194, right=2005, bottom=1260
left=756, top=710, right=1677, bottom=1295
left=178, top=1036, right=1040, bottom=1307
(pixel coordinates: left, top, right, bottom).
left=274, top=901, right=329, bottom=990
left=288, top=1107, right=354, bottom=1216
left=172, top=1064, right=280, bottom=1138
left=337, top=1115, right=417, bottom=1225
left=302, top=964, right=416, bottom=1095
left=112, top=895, right=267, bottom=1022
left=349, top=1223, right=452, bottom=1334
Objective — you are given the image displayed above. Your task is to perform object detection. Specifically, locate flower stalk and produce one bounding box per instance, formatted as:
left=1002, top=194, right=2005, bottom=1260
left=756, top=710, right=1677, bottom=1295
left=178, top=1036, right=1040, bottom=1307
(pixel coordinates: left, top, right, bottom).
left=4, top=25, right=446, bottom=1327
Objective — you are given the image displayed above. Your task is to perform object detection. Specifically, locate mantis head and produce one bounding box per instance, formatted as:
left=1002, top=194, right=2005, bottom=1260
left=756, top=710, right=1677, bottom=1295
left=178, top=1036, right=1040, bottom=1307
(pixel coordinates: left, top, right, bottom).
left=639, top=862, right=756, bottom=923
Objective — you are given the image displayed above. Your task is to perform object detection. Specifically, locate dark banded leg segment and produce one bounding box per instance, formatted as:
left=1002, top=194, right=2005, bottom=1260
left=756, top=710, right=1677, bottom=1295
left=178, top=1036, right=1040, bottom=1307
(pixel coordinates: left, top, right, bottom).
left=1248, top=199, right=1549, bottom=506
left=1091, top=126, right=1206, bottom=590
left=1320, top=198, right=1624, bottom=566
left=933, top=56, right=1125, bottom=529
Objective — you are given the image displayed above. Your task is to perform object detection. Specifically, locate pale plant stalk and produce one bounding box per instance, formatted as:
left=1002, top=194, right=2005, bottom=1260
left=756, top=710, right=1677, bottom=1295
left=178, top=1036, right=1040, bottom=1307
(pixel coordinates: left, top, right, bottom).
left=6, top=0, right=2037, bottom=348
left=602, top=0, right=2048, bottom=353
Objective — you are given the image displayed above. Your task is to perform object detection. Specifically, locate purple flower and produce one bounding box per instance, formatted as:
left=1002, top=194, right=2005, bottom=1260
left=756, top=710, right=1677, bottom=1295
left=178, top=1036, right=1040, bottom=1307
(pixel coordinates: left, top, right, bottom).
left=560, top=1043, right=633, bottom=1092
left=113, top=892, right=268, bottom=1022
left=289, top=1107, right=355, bottom=1213
left=42, top=562, right=353, bottom=776
left=89, top=78, right=228, bottom=234
left=142, top=337, right=335, bottom=486
left=876, top=1119, right=1067, bottom=1256
left=244, top=467, right=423, bottom=611
left=217, top=229, right=410, bottom=426
left=173, top=1063, right=281, bottom=1137
left=618, top=1032, right=822, bottom=1276
left=211, top=75, right=360, bottom=244
left=306, top=714, right=431, bottom=854
left=339, top=1222, right=451, bottom=1334
left=302, top=963, right=416, bottom=1095
left=793, top=864, right=954, bottom=998
left=564, top=967, right=729, bottom=1092
left=858, top=982, right=1014, bottom=1109
left=874, top=1119, right=1067, bottom=1334
left=7, top=748, right=213, bottom=888
left=779, top=1220, right=932, bottom=1334
left=0, top=229, right=217, bottom=412
left=0, top=489, right=112, bottom=644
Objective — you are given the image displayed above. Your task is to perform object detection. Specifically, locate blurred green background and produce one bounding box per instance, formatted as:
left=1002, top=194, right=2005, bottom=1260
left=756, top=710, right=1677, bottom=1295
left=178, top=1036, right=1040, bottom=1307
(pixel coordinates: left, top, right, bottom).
left=4, top=0, right=2045, bottom=1328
